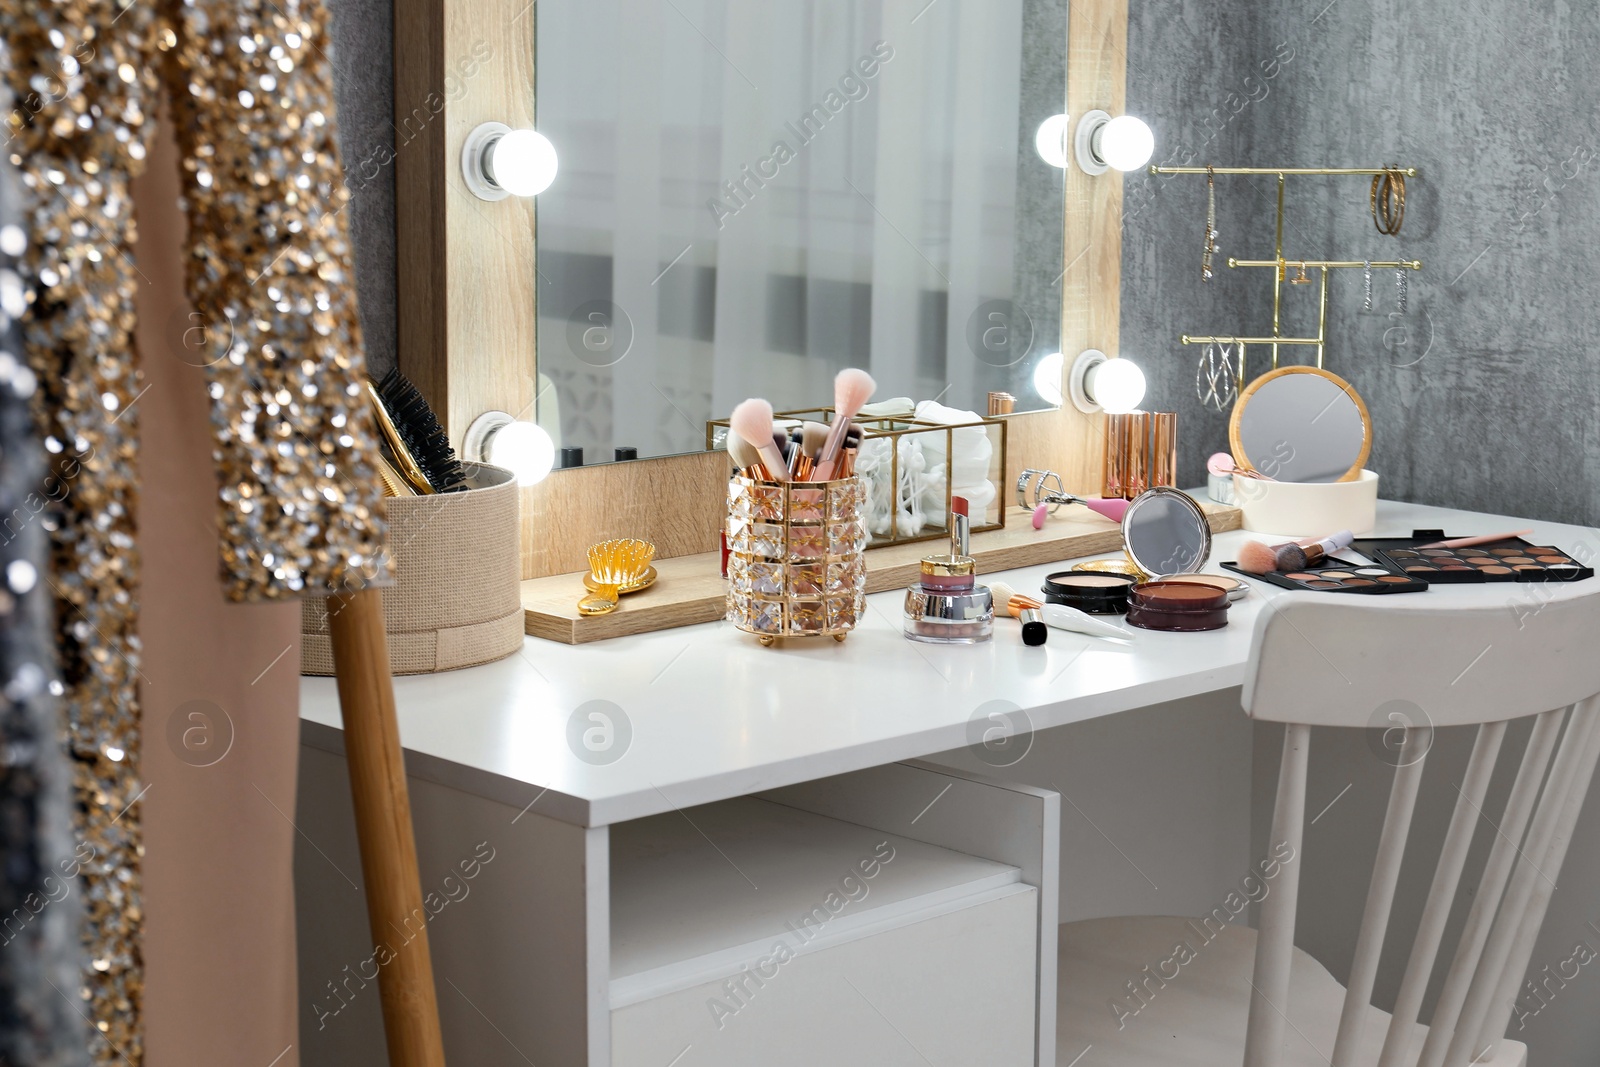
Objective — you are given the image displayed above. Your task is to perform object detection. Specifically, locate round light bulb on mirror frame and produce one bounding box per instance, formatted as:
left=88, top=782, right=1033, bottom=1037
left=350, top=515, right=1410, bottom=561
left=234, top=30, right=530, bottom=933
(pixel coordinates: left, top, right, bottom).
left=1097, top=115, right=1154, bottom=172
left=1073, top=110, right=1155, bottom=175
left=1090, top=356, right=1146, bottom=413
left=461, top=122, right=559, bottom=202
left=1068, top=349, right=1146, bottom=414
left=1033, top=113, right=1070, bottom=169
left=465, top=410, right=556, bottom=486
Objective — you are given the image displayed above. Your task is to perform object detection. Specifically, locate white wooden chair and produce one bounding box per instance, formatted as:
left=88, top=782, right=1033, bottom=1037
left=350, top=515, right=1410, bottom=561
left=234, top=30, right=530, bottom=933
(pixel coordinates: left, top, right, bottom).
left=1057, top=591, right=1600, bottom=1066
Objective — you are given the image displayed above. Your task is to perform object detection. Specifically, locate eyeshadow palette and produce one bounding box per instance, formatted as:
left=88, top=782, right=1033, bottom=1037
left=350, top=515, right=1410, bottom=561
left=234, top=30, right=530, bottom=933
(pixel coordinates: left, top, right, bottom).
left=1347, top=530, right=1594, bottom=586
left=1374, top=541, right=1593, bottom=584
left=1221, top=557, right=1430, bottom=595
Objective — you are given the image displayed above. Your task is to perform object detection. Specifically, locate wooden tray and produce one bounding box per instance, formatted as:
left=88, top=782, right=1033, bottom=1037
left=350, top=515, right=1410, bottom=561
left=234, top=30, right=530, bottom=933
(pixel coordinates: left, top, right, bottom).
left=523, top=501, right=1242, bottom=644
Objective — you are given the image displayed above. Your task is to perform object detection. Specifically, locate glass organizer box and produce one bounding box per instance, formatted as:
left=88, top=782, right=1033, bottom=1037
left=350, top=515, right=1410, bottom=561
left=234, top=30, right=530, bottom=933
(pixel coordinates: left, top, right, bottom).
left=709, top=409, right=1007, bottom=550
left=726, top=474, right=869, bottom=645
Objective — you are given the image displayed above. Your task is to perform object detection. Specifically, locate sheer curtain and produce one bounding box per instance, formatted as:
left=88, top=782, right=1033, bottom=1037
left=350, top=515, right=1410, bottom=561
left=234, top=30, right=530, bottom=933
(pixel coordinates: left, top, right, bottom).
left=536, top=0, right=1027, bottom=462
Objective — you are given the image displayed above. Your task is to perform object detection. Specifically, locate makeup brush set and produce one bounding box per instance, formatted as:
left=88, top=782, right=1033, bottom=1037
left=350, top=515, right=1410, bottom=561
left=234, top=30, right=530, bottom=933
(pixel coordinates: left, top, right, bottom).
left=726, top=369, right=876, bottom=484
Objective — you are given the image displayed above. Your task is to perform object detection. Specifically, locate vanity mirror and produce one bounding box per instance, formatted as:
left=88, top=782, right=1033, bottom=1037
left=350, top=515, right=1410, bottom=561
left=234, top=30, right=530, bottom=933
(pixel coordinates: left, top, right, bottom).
left=532, top=0, right=1069, bottom=467
left=1230, top=366, right=1372, bottom=483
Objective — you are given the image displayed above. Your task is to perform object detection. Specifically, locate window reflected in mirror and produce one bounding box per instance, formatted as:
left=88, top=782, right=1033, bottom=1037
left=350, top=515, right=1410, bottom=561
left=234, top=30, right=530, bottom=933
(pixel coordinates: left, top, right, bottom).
left=534, top=0, right=1067, bottom=466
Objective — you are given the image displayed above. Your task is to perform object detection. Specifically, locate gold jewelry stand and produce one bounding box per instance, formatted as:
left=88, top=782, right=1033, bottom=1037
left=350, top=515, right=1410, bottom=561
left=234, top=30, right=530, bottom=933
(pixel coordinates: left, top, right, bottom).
left=1149, top=165, right=1424, bottom=386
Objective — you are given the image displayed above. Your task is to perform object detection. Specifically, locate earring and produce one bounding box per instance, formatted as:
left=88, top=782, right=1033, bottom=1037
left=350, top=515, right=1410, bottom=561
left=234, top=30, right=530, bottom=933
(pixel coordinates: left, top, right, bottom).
left=1362, top=261, right=1373, bottom=311
left=1202, top=165, right=1218, bottom=281
left=1395, top=264, right=1408, bottom=314
left=1196, top=341, right=1237, bottom=413
left=1291, top=260, right=1313, bottom=285
left=1370, top=166, right=1406, bottom=235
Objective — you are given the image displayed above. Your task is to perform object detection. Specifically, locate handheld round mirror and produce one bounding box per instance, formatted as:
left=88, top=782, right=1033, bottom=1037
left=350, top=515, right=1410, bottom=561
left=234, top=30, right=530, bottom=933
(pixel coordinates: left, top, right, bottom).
left=1229, top=366, right=1371, bottom=483
left=1121, top=487, right=1212, bottom=579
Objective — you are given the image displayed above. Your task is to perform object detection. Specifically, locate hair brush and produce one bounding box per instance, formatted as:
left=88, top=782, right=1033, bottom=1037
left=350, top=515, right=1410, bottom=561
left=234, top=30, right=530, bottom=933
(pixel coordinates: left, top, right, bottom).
left=368, top=368, right=468, bottom=493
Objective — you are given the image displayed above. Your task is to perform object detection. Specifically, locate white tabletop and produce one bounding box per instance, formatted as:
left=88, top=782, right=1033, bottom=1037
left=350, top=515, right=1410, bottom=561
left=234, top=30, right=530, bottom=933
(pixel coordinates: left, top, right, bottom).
left=300, top=497, right=1599, bottom=827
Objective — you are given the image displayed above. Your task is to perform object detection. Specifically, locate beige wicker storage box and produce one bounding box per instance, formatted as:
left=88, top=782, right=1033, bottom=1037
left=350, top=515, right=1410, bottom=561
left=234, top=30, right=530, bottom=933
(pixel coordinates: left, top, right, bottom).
left=301, top=462, right=522, bottom=675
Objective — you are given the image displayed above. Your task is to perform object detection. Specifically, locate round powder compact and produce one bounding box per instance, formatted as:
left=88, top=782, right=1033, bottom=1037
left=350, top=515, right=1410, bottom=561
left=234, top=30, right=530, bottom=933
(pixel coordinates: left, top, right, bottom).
left=1043, top=570, right=1138, bottom=615
left=1165, top=573, right=1248, bottom=602
left=1126, top=581, right=1230, bottom=632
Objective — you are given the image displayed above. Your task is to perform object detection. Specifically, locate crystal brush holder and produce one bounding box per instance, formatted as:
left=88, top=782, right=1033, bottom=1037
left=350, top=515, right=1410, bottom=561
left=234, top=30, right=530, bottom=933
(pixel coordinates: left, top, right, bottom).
left=726, top=473, right=868, bottom=645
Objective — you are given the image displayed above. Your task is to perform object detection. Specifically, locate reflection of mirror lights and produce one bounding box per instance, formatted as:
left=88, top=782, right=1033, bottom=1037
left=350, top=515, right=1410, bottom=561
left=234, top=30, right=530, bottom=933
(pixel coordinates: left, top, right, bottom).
left=1033, top=351, right=1064, bottom=407
left=1074, top=110, right=1154, bottom=175
left=1034, top=114, right=1071, bottom=169
left=462, top=122, right=558, bottom=201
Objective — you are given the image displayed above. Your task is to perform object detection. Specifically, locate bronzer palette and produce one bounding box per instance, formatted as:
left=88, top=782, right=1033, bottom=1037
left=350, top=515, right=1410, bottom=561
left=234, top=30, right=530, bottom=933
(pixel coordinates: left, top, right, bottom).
left=1221, top=557, right=1429, bottom=595
left=1371, top=539, right=1593, bottom=585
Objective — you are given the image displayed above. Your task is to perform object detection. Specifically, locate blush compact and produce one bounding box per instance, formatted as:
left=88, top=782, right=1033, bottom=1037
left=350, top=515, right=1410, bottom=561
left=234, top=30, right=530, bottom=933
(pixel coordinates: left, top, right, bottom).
left=1125, top=581, right=1230, bottom=632
left=1042, top=570, right=1138, bottom=615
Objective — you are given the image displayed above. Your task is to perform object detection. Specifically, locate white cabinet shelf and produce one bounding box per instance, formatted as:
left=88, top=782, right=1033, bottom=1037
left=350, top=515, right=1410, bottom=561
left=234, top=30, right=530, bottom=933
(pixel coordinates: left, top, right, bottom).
left=610, top=795, right=1023, bottom=1005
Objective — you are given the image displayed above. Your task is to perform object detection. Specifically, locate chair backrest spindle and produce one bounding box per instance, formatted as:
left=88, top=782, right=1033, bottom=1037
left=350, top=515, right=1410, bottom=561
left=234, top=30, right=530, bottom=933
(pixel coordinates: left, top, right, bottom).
left=1243, top=592, right=1600, bottom=1067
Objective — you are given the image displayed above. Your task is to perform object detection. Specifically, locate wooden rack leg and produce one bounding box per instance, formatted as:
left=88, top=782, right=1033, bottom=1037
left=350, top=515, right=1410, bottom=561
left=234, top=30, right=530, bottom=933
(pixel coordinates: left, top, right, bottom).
left=326, top=588, right=448, bottom=1067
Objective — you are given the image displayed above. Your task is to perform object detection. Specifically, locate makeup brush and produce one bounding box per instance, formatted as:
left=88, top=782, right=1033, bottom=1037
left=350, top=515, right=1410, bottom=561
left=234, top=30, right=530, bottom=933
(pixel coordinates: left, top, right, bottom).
left=727, top=433, right=765, bottom=477
left=1237, top=530, right=1355, bottom=575
left=987, top=580, right=1047, bottom=646
left=812, top=368, right=877, bottom=481
left=991, top=580, right=1126, bottom=640
left=1416, top=529, right=1534, bottom=550
left=791, top=421, right=829, bottom=479
left=730, top=399, right=791, bottom=482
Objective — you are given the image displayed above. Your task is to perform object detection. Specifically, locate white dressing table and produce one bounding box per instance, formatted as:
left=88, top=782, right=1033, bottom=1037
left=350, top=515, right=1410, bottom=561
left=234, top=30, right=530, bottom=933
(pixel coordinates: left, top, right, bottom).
left=295, top=498, right=1597, bottom=1067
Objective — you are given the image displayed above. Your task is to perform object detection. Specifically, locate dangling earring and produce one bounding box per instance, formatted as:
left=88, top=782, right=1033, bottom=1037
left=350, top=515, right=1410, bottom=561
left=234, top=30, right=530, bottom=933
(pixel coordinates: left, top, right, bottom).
left=1291, top=260, right=1312, bottom=285
left=1202, top=165, right=1218, bottom=281
left=1362, top=261, right=1373, bottom=311
left=1395, top=264, right=1408, bottom=315
left=1196, top=340, right=1237, bottom=413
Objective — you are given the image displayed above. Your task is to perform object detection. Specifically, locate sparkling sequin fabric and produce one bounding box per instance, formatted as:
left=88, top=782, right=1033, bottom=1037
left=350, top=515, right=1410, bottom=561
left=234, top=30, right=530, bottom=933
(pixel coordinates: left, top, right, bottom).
left=0, top=1, right=158, bottom=1062
left=0, top=138, right=90, bottom=1067
left=164, top=0, right=389, bottom=600
left=2, top=0, right=392, bottom=1059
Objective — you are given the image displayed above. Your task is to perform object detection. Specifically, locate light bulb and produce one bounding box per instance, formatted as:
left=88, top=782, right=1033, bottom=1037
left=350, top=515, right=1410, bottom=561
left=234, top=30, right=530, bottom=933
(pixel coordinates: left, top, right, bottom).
left=1034, top=114, right=1070, bottom=169
left=489, top=420, right=556, bottom=485
left=488, top=129, right=558, bottom=197
left=1090, top=358, right=1146, bottom=414
left=1033, top=352, right=1064, bottom=407
left=1096, top=115, right=1154, bottom=172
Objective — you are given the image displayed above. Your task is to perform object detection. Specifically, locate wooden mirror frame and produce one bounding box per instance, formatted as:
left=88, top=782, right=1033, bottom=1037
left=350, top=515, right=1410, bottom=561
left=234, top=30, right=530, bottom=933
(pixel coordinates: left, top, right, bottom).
left=395, top=0, right=1129, bottom=580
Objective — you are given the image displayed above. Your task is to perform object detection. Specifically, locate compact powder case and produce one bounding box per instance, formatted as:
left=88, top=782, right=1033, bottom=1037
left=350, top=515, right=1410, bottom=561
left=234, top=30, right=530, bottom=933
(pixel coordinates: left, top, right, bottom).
left=1126, top=581, right=1231, bottom=632
left=1042, top=571, right=1137, bottom=615
left=1166, top=573, right=1248, bottom=602
left=903, top=585, right=995, bottom=644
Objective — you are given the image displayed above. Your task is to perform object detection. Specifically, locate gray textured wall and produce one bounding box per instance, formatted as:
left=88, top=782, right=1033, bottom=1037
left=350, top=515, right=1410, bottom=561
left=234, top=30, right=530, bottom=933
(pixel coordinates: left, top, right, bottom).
left=1124, top=0, right=1600, bottom=528
left=327, top=0, right=399, bottom=377
left=1124, top=2, right=1600, bottom=1061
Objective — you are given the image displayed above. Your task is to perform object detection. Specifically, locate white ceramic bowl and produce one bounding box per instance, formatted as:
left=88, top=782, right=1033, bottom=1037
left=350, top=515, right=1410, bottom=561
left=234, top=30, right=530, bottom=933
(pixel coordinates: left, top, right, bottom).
left=1232, top=469, right=1379, bottom=537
